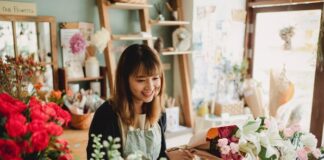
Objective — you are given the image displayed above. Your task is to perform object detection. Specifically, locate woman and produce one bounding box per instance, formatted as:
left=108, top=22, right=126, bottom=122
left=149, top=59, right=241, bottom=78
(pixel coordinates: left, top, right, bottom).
left=87, top=44, right=167, bottom=159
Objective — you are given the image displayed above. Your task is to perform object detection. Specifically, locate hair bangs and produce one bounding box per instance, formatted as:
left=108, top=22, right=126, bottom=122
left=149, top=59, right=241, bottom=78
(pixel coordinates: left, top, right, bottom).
left=133, top=61, right=162, bottom=77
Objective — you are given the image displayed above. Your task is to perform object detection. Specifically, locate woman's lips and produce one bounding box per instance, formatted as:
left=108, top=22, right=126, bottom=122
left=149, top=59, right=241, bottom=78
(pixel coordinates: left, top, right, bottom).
left=142, top=91, right=153, bottom=97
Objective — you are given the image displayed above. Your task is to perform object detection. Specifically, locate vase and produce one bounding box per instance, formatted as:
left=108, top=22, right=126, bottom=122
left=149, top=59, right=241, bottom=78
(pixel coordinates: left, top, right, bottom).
left=85, top=56, right=100, bottom=77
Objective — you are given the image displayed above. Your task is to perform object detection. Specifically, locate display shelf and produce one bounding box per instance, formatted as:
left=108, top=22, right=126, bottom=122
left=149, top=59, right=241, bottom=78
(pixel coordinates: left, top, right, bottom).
left=112, top=34, right=157, bottom=41
left=107, top=2, right=152, bottom=9
left=149, top=20, right=189, bottom=26
left=58, top=66, right=107, bottom=98
left=161, top=50, right=192, bottom=56
left=66, top=76, right=103, bottom=83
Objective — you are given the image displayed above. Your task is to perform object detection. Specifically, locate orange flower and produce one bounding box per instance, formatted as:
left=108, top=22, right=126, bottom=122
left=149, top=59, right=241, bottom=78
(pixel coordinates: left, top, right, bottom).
left=51, top=90, right=62, bottom=99
left=206, top=128, right=219, bottom=140
left=33, top=83, right=43, bottom=91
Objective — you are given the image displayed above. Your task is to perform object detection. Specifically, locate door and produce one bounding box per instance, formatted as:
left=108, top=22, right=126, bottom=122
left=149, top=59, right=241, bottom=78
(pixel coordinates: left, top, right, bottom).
left=246, top=1, right=323, bottom=143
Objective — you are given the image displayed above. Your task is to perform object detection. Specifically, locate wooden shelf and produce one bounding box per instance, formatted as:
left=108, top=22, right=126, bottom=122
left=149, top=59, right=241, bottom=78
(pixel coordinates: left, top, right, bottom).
left=150, top=20, right=190, bottom=26
left=112, top=34, right=157, bottom=41
left=67, top=76, right=103, bottom=83
left=108, top=2, right=152, bottom=10
left=161, top=51, right=192, bottom=56
left=58, top=67, right=107, bottom=98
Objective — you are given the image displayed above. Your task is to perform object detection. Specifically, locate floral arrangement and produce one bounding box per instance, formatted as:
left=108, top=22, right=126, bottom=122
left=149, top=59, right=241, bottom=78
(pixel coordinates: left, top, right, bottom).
left=206, top=117, right=324, bottom=160
left=69, top=32, right=87, bottom=55
left=279, top=26, right=295, bottom=50
left=0, top=55, right=45, bottom=101
left=90, top=134, right=151, bottom=160
left=0, top=92, right=72, bottom=160
left=69, top=27, right=110, bottom=56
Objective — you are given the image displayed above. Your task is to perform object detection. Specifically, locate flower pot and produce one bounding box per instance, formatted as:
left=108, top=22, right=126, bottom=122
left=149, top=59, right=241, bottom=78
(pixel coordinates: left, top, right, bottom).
left=70, top=112, right=94, bottom=130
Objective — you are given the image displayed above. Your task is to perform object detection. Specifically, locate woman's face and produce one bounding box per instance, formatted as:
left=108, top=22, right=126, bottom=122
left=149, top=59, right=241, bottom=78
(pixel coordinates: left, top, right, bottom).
left=128, top=70, right=161, bottom=104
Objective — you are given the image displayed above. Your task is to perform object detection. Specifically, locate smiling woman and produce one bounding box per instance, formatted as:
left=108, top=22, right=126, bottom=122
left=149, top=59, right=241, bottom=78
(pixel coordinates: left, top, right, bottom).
left=87, top=44, right=167, bottom=160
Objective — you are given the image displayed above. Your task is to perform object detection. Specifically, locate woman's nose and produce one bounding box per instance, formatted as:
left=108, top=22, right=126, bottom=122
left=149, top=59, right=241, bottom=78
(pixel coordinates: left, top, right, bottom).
left=145, top=79, right=154, bottom=90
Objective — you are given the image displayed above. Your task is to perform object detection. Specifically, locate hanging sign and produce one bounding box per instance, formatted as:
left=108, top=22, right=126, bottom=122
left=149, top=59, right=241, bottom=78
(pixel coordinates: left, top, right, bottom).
left=0, top=1, right=36, bottom=16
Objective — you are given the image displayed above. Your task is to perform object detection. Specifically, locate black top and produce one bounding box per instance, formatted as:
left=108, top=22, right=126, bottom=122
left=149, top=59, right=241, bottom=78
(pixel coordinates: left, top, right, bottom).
left=86, top=101, right=167, bottom=160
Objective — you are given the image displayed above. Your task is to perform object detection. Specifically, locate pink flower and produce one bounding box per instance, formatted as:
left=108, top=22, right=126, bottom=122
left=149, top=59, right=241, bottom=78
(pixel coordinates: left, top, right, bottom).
left=312, top=148, right=321, bottom=159
left=69, top=33, right=86, bottom=54
left=296, top=148, right=308, bottom=160
left=220, top=145, right=231, bottom=155
left=218, top=138, right=229, bottom=147
left=283, top=127, right=294, bottom=137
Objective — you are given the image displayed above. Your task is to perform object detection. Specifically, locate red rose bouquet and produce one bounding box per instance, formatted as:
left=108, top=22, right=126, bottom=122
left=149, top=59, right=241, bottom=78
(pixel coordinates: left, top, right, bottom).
left=0, top=92, right=72, bottom=160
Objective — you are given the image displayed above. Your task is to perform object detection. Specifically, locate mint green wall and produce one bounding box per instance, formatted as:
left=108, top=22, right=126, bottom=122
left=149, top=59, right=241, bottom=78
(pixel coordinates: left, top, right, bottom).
left=6, top=0, right=174, bottom=96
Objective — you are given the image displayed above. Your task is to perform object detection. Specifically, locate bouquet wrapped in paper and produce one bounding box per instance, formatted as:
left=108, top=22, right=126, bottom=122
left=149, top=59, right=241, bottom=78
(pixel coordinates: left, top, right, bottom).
left=242, top=79, right=265, bottom=118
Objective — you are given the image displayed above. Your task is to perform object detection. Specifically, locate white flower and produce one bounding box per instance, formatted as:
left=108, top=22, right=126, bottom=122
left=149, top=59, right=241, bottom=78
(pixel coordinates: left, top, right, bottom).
left=236, top=118, right=262, bottom=155
left=259, top=118, right=283, bottom=158
left=90, top=27, right=110, bottom=53
left=279, top=140, right=297, bottom=160
left=230, top=142, right=239, bottom=154
left=301, top=133, right=317, bottom=149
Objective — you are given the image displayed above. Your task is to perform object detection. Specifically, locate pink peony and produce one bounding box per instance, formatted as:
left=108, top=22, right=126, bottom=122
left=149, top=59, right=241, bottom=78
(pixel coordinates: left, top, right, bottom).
left=69, top=33, right=86, bottom=54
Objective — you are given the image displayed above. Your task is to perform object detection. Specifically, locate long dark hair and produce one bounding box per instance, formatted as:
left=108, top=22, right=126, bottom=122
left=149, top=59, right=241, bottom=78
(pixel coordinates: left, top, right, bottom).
left=111, top=44, right=165, bottom=126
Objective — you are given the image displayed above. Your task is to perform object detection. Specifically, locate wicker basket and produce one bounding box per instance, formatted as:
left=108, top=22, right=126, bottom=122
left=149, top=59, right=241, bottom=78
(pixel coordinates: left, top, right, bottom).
left=70, top=112, right=94, bottom=130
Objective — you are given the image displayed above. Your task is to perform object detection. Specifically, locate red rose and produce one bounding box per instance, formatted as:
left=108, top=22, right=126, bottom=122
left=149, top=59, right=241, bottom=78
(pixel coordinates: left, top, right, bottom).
left=46, top=122, right=63, bottom=136
left=0, top=139, right=21, bottom=160
left=30, top=131, right=49, bottom=152
left=5, top=113, right=27, bottom=138
left=43, top=102, right=57, bottom=118
left=28, top=96, right=42, bottom=110
left=28, top=120, right=46, bottom=133
left=30, top=107, right=49, bottom=122
left=218, top=125, right=238, bottom=139
left=18, top=140, right=33, bottom=154
left=55, top=107, right=71, bottom=126
left=56, top=139, right=69, bottom=153
left=0, top=93, right=27, bottom=116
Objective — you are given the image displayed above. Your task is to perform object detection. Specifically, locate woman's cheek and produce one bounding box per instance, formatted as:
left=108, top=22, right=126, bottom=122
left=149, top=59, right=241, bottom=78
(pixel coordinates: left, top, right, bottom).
left=154, top=86, right=160, bottom=96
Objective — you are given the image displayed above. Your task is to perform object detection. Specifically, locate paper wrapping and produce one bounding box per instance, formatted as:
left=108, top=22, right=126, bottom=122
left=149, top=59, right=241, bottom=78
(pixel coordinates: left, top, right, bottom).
left=269, top=70, right=294, bottom=117
left=243, top=79, right=265, bottom=118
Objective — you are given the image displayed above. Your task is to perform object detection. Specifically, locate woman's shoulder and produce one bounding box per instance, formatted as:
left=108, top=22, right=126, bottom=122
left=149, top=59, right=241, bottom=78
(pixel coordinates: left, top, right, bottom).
left=94, top=100, right=116, bottom=117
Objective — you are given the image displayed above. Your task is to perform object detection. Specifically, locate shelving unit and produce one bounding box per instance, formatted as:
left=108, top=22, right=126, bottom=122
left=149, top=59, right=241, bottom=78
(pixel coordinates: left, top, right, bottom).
left=96, top=0, right=193, bottom=127
left=112, top=35, right=157, bottom=41
left=149, top=20, right=189, bottom=26
left=161, top=50, right=192, bottom=56
left=149, top=0, right=193, bottom=127
left=58, top=67, right=107, bottom=98
left=96, top=0, right=153, bottom=91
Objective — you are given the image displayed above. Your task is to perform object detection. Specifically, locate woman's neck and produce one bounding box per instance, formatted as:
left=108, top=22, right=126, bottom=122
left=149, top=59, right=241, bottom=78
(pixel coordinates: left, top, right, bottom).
left=133, top=100, right=144, bottom=114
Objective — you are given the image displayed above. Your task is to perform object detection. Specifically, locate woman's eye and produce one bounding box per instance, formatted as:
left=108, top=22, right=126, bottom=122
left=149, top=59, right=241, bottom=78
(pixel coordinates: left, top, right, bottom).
left=136, top=79, right=145, bottom=82
left=153, top=76, right=160, bottom=80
